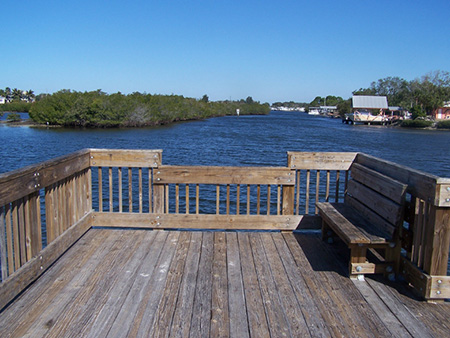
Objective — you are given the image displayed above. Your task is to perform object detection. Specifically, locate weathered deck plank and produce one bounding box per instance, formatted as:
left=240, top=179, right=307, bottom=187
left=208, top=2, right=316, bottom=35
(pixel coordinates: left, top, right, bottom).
left=0, top=228, right=448, bottom=338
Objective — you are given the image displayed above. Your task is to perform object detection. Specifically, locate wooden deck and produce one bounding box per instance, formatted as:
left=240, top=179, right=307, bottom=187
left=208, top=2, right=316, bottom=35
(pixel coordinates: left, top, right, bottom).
left=0, top=228, right=448, bottom=337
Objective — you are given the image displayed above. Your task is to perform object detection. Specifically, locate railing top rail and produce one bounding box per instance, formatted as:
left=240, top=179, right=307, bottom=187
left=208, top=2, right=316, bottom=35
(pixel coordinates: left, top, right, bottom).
left=154, top=165, right=295, bottom=185
left=0, top=149, right=91, bottom=206
left=287, top=152, right=357, bottom=170
left=89, top=149, right=162, bottom=168
left=355, top=153, right=450, bottom=207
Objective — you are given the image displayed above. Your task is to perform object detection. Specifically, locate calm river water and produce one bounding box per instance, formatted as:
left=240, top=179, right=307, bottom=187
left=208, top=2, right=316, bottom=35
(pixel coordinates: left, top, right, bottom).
left=1, top=111, right=449, bottom=177
left=1, top=111, right=449, bottom=272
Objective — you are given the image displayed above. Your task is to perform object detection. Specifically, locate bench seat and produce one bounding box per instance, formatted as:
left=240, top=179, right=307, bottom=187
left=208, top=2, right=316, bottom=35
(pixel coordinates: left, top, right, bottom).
left=316, top=202, right=391, bottom=245
left=316, top=163, right=407, bottom=279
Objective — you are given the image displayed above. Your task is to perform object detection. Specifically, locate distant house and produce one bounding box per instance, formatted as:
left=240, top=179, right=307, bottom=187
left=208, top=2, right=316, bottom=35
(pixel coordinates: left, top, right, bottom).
left=433, top=106, right=450, bottom=120
left=0, top=96, right=5, bottom=104
left=352, top=95, right=388, bottom=113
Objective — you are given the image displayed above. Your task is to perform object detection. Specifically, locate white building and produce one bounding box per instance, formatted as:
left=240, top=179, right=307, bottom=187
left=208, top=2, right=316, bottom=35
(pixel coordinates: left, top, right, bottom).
left=0, top=96, right=5, bottom=104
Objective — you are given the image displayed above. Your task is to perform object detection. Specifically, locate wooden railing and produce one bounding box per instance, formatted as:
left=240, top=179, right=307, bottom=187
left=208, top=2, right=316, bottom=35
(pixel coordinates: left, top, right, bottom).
left=91, top=162, right=301, bottom=230
left=0, top=149, right=93, bottom=309
left=287, top=152, right=356, bottom=215
left=0, top=149, right=448, bottom=308
left=354, top=153, right=450, bottom=300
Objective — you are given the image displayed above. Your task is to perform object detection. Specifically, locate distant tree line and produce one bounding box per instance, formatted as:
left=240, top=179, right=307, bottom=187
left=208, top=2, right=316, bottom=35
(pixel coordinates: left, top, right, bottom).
left=29, top=90, right=270, bottom=127
left=271, top=101, right=308, bottom=109
left=273, top=71, right=450, bottom=119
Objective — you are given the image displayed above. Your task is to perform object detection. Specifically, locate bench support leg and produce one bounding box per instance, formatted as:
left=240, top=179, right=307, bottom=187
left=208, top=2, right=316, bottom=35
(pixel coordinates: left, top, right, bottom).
left=349, top=246, right=367, bottom=279
left=321, top=220, right=333, bottom=243
left=384, top=242, right=401, bottom=280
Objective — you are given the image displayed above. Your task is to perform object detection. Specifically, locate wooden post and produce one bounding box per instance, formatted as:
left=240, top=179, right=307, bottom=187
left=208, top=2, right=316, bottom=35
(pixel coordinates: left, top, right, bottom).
left=422, top=205, right=450, bottom=276
left=282, top=185, right=295, bottom=216
left=153, top=185, right=165, bottom=213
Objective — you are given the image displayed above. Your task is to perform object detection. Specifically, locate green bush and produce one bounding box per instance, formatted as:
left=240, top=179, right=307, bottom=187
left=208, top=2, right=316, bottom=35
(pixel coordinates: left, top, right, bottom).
left=0, top=101, right=32, bottom=112
left=29, top=90, right=270, bottom=127
left=410, top=106, right=426, bottom=120
left=436, top=120, right=450, bottom=129
left=400, top=119, right=433, bottom=128
left=6, top=112, right=21, bottom=122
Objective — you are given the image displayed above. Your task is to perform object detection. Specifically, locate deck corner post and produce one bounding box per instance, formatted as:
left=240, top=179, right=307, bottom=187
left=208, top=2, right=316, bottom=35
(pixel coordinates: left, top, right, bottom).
left=423, top=205, right=450, bottom=276
left=282, top=185, right=295, bottom=216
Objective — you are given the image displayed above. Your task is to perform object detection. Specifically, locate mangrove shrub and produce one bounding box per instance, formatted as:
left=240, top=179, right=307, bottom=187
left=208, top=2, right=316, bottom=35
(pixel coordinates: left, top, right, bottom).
left=29, top=90, right=270, bottom=127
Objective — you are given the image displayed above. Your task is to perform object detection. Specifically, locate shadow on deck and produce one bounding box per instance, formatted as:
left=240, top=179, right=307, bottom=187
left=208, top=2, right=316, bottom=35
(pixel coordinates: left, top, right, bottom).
left=0, top=228, right=448, bottom=337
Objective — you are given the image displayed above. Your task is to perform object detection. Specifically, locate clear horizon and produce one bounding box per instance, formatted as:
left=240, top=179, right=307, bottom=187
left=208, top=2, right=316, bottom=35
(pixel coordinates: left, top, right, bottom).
left=2, top=0, right=449, bottom=103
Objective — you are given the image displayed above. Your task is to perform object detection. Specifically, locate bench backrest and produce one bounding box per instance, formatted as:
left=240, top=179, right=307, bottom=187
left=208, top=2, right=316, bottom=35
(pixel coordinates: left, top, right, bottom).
left=345, top=163, right=408, bottom=239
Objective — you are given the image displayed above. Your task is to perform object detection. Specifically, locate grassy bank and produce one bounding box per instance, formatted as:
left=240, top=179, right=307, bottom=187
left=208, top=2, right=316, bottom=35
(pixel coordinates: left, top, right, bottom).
left=400, top=119, right=450, bottom=129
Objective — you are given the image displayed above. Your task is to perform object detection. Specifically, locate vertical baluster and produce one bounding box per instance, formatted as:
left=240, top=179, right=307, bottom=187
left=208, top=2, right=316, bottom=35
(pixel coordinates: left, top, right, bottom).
left=419, top=200, right=428, bottom=268
left=148, top=168, right=152, bottom=213
left=70, top=176, right=76, bottom=225
left=45, top=184, right=55, bottom=243
left=216, top=185, right=220, bottom=215
left=176, top=184, right=180, bottom=214
left=58, top=180, right=65, bottom=235
left=87, top=167, right=92, bottom=213
left=12, top=200, right=20, bottom=271
left=335, top=171, right=340, bottom=203
left=256, top=185, right=261, bottom=215
left=236, top=185, right=240, bottom=215
left=55, top=183, right=61, bottom=238
left=109, top=167, right=113, bottom=212
left=412, top=198, right=422, bottom=265
left=64, top=178, right=70, bottom=230
left=185, top=184, right=190, bottom=214
left=29, top=191, right=42, bottom=256
left=226, top=184, right=230, bottom=215
left=196, top=184, right=200, bottom=215
left=246, top=185, right=250, bottom=215
left=139, top=168, right=143, bottom=213
left=277, top=185, right=281, bottom=215
left=98, top=167, right=103, bottom=212
left=344, top=170, right=349, bottom=194
left=295, top=170, right=301, bottom=215
left=24, top=195, right=32, bottom=261
left=118, top=167, right=123, bottom=213
left=76, top=172, right=83, bottom=220
left=305, top=170, right=310, bottom=214
left=0, top=206, right=7, bottom=280
left=267, top=185, right=271, bottom=216
left=128, top=167, right=132, bottom=212
left=325, top=170, right=330, bottom=202
left=165, top=184, right=170, bottom=213
left=315, top=170, right=321, bottom=214
left=5, top=204, right=13, bottom=276
left=17, top=198, right=27, bottom=266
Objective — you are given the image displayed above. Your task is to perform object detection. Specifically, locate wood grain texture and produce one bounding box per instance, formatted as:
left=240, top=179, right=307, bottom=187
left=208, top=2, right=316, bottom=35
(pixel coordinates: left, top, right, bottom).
left=92, top=212, right=302, bottom=230
left=89, top=149, right=162, bottom=168
left=287, top=151, right=357, bottom=170
left=0, top=229, right=445, bottom=337
left=154, top=166, right=296, bottom=185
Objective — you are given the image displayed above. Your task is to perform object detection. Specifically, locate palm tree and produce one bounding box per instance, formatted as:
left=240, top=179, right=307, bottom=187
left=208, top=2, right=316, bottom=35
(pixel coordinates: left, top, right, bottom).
left=12, top=88, right=22, bottom=101
left=25, top=90, right=35, bottom=102
left=5, top=87, right=12, bottom=101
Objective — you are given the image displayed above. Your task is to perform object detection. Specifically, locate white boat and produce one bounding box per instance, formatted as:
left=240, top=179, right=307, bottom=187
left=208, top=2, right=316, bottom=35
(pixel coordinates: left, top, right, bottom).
left=344, top=110, right=391, bottom=125
left=308, top=109, right=320, bottom=115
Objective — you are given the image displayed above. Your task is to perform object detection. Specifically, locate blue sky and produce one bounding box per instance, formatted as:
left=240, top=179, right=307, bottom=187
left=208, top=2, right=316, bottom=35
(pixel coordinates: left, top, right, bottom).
left=2, top=0, right=450, bottom=103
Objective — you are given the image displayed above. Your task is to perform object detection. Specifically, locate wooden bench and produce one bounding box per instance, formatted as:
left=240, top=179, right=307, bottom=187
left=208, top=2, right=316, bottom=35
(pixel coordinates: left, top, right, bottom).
left=316, top=163, right=407, bottom=279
